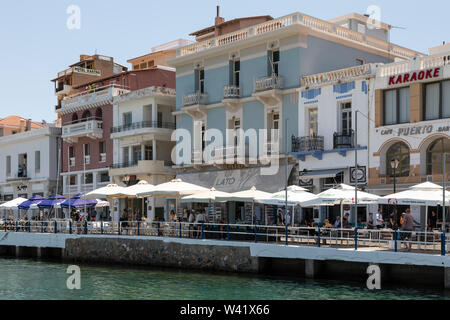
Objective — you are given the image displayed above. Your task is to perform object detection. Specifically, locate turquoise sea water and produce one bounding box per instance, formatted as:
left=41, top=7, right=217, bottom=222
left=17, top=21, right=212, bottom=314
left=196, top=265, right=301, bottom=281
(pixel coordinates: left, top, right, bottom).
left=0, top=258, right=448, bottom=300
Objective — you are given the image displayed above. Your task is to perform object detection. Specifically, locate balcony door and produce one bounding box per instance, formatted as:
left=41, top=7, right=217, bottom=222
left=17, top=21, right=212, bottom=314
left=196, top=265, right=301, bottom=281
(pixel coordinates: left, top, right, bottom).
left=339, top=102, right=352, bottom=135
left=308, top=107, right=318, bottom=138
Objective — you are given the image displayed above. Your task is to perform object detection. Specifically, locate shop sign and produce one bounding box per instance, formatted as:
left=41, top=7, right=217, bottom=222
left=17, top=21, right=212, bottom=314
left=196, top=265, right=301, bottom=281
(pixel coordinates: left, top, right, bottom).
left=380, top=124, right=450, bottom=137
left=388, top=67, right=441, bottom=86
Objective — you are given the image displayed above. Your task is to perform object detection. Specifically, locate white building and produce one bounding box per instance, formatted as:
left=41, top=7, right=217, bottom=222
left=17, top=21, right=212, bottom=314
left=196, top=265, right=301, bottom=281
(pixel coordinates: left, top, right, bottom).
left=0, top=126, right=62, bottom=201
left=109, top=86, right=177, bottom=221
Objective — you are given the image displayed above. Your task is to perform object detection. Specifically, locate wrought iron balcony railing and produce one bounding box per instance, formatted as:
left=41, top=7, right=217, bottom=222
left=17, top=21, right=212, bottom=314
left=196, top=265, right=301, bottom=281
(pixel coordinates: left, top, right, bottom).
left=333, top=130, right=354, bottom=149
left=292, top=136, right=325, bottom=152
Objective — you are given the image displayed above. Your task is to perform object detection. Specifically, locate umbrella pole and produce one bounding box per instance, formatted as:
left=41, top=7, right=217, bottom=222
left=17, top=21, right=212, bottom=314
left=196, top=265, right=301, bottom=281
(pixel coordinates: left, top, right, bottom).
left=252, top=201, right=254, bottom=226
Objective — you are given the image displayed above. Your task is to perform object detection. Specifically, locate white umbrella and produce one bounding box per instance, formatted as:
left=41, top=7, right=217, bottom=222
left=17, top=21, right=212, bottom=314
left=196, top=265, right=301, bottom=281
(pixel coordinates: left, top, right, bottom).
left=82, top=184, right=127, bottom=200
left=301, top=184, right=380, bottom=207
left=95, top=200, right=111, bottom=208
left=216, top=186, right=272, bottom=225
left=180, top=188, right=232, bottom=204
left=0, top=197, right=28, bottom=210
left=136, top=179, right=208, bottom=198
left=120, top=180, right=155, bottom=198
left=379, top=182, right=450, bottom=231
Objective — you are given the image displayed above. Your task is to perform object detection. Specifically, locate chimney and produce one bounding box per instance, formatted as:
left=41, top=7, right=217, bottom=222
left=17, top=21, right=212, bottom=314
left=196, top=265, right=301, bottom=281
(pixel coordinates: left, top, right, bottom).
left=26, top=119, right=32, bottom=132
left=19, top=119, right=26, bottom=132
left=215, top=6, right=225, bottom=26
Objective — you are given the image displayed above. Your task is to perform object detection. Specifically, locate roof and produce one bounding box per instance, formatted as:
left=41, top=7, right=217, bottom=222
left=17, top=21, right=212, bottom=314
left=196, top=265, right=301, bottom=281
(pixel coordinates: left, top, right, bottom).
left=328, top=13, right=392, bottom=31
left=72, top=66, right=175, bottom=89
left=127, top=49, right=175, bottom=64
left=0, top=116, right=43, bottom=129
left=189, top=15, right=273, bottom=37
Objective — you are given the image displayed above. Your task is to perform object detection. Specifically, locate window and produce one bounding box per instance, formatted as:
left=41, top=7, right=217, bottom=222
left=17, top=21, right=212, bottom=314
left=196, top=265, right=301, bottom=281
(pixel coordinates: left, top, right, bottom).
left=123, top=147, right=129, bottom=164
left=386, top=142, right=410, bottom=177
left=269, top=50, right=280, bottom=77
left=70, top=175, right=76, bottom=186
left=273, top=113, right=280, bottom=130
left=71, top=113, right=78, bottom=124
left=133, top=65, right=140, bottom=70
left=123, top=112, right=132, bottom=126
left=340, top=102, right=352, bottom=134
left=84, top=144, right=90, bottom=156
left=69, top=146, right=75, bottom=158
left=11, top=131, right=17, bottom=135
left=232, top=60, right=240, bottom=87
left=95, top=108, right=103, bottom=120
left=195, top=68, right=205, bottom=94
left=99, top=141, right=106, bottom=154
left=132, top=145, right=141, bottom=162
left=6, top=156, right=11, bottom=176
left=100, top=172, right=110, bottom=183
left=84, top=173, right=93, bottom=184
left=35, top=151, right=40, bottom=173
left=308, top=107, right=318, bottom=138
left=145, top=145, right=153, bottom=161
left=425, top=81, right=450, bottom=121
left=384, top=87, right=410, bottom=125
left=426, top=138, right=450, bottom=175
left=82, top=110, right=92, bottom=121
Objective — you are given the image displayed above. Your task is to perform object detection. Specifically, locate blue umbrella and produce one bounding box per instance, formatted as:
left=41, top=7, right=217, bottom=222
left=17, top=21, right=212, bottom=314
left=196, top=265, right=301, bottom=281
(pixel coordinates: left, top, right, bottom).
left=38, top=195, right=66, bottom=209
left=18, top=195, right=45, bottom=210
left=60, top=194, right=98, bottom=209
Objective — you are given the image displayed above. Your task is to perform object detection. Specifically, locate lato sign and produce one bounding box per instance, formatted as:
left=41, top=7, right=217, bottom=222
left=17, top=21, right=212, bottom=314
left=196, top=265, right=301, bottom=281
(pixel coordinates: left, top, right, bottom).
left=388, top=67, right=441, bottom=86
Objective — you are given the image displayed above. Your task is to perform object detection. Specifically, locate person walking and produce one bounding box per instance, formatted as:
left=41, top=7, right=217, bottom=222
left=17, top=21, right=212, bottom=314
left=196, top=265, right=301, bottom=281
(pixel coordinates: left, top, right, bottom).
left=401, top=209, right=419, bottom=252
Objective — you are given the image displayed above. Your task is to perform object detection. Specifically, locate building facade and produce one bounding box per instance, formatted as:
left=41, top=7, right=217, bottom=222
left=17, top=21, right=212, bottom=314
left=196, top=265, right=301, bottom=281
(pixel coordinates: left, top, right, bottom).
left=0, top=126, right=62, bottom=202
left=169, top=10, right=419, bottom=200
left=368, top=48, right=450, bottom=196
left=0, top=116, right=43, bottom=137
left=55, top=55, right=175, bottom=198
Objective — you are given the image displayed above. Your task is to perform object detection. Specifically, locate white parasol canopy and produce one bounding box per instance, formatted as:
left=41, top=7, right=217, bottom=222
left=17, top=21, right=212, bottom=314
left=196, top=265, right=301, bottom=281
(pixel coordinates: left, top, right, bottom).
left=215, top=186, right=272, bottom=202
left=136, top=179, right=208, bottom=198
left=95, top=200, right=111, bottom=208
left=301, top=184, right=380, bottom=207
left=378, top=182, right=450, bottom=206
left=120, top=180, right=155, bottom=198
left=0, top=197, right=28, bottom=210
left=82, top=184, right=127, bottom=200
left=180, top=188, right=232, bottom=204
left=256, top=186, right=318, bottom=206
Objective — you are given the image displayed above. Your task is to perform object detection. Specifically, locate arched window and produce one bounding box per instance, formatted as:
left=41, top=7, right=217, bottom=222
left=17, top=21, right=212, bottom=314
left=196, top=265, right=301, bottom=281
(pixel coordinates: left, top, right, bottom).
left=71, top=113, right=78, bottom=124
left=95, top=108, right=103, bottom=121
left=82, top=110, right=92, bottom=121
left=386, top=142, right=410, bottom=177
left=426, top=138, right=450, bottom=175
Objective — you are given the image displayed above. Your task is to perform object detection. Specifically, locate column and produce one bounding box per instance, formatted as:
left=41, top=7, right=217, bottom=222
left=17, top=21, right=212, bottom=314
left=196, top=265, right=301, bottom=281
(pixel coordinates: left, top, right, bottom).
left=148, top=198, right=155, bottom=222
left=141, top=144, right=146, bottom=161
left=128, top=147, right=133, bottom=164
left=153, top=139, right=157, bottom=161
left=152, top=103, right=158, bottom=124
left=93, top=171, right=98, bottom=190
left=77, top=173, right=83, bottom=193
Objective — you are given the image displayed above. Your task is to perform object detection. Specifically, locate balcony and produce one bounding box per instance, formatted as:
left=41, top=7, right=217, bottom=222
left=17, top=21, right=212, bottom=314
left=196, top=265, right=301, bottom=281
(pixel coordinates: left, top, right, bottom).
left=254, top=75, right=284, bottom=92
left=301, top=64, right=374, bottom=87
left=60, top=85, right=129, bottom=111
left=70, top=157, right=75, bottom=167
left=62, top=119, right=103, bottom=143
left=100, top=153, right=106, bottom=163
left=292, top=136, right=325, bottom=152
left=223, top=86, right=241, bottom=99
left=379, top=52, right=450, bottom=78
left=109, top=160, right=175, bottom=177
left=183, top=92, right=208, bottom=107
left=55, top=84, right=72, bottom=96
left=175, top=12, right=421, bottom=60
left=333, top=130, right=354, bottom=149
left=111, top=121, right=176, bottom=134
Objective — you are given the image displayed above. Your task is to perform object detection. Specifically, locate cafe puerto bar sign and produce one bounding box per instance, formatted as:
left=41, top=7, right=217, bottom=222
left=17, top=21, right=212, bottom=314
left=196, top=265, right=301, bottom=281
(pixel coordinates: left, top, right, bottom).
left=388, top=67, right=441, bottom=86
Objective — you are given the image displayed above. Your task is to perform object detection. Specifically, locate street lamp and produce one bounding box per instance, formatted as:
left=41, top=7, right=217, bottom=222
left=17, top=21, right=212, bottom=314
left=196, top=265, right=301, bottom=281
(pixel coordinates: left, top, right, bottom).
left=390, top=158, right=400, bottom=194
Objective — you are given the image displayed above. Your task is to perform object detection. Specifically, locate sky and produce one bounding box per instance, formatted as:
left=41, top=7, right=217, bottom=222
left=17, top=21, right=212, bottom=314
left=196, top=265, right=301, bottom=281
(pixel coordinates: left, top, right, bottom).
left=0, top=0, right=448, bottom=123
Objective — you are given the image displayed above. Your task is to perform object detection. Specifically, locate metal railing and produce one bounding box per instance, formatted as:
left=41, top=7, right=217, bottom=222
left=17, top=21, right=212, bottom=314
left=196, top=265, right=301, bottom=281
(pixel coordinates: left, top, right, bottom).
left=333, top=130, right=354, bottom=149
left=111, top=160, right=139, bottom=169
left=223, top=85, right=241, bottom=99
left=292, top=136, right=325, bottom=152
left=254, top=75, right=284, bottom=92
left=111, top=121, right=176, bottom=134
left=183, top=92, right=208, bottom=106
left=1, top=220, right=448, bottom=256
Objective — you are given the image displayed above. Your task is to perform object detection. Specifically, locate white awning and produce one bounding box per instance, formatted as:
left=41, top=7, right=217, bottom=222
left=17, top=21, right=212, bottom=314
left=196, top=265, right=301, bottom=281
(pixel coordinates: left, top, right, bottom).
left=300, top=169, right=343, bottom=180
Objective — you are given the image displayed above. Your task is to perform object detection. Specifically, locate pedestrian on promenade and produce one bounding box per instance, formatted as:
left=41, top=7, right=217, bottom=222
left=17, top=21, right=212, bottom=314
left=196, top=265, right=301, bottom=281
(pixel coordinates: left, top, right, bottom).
left=375, top=208, right=385, bottom=229
left=400, top=209, right=419, bottom=252
left=188, top=210, right=195, bottom=238
left=428, top=211, right=437, bottom=231
left=195, top=210, right=206, bottom=239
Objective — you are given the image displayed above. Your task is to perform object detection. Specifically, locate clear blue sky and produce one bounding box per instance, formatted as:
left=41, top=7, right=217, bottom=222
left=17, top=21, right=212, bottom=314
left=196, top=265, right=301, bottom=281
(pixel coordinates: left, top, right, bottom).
left=0, top=0, right=448, bottom=122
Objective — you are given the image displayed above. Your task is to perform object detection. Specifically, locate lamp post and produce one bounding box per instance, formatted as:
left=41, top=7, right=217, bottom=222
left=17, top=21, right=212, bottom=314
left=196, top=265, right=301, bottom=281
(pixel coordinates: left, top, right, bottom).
left=390, top=157, right=400, bottom=227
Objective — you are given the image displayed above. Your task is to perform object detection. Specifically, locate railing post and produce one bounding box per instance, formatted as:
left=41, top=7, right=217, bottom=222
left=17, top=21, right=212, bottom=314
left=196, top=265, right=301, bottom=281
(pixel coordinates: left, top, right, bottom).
left=118, top=222, right=121, bottom=235
left=394, top=230, right=398, bottom=253
left=441, top=232, right=446, bottom=256
left=201, top=224, right=205, bottom=240
left=157, top=222, right=161, bottom=237
left=84, top=222, right=87, bottom=235
left=41, top=221, right=44, bottom=233
left=318, top=227, right=321, bottom=248
left=15, top=221, right=18, bottom=232
left=137, top=221, right=140, bottom=236
left=179, top=223, right=182, bottom=239
left=28, top=221, right=31, bottom=233
left=227, top=224, right=230, bottom=241
left=355, top=228, right=358, bottom=251
left=285, top=225, right=289, bottom=246
left=69, top=221, right=72, bottom=235
left=54, top=221, right=58, bottom=234
left=254, top=226, right=258, bottom=243
left=101, top=221, right=103, bottom=235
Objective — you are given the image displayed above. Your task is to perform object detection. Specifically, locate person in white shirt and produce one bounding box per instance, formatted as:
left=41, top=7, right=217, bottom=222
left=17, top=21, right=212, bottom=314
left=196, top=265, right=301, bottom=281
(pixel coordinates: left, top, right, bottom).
left=195, top=210, right=206, bottom=239
left=375, top=209, right=385, bottom=229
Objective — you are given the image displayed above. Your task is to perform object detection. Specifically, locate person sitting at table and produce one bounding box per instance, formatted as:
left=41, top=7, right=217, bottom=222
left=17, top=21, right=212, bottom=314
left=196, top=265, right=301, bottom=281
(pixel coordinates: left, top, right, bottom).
left=334, top=217, right=341, bottom=228
left=367, top=213, right=375, bottom=230
left=323, top=219, right=333, bottom=229
left=428, top=211, right=438, bottom=231
left=375, top=209, right=385, bottom=229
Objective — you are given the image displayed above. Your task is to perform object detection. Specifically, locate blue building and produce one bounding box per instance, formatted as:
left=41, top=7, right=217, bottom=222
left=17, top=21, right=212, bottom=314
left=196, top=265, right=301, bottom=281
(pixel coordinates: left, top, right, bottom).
left=168, top=10, right=420, bottom=196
